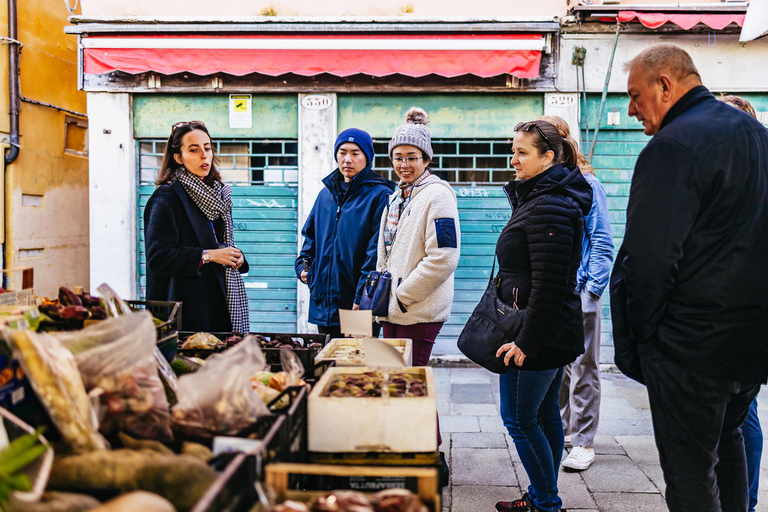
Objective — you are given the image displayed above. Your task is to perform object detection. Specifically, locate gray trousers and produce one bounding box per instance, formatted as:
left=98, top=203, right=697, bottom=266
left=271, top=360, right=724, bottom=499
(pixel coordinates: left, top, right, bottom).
left=560, top=288, right=602, bottom=447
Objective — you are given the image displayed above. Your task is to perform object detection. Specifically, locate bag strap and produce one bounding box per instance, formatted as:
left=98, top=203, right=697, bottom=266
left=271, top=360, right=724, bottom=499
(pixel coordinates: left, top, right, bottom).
left=488, top=255, right=497, bottom=286
left=382, top=202, right=397, bottom=272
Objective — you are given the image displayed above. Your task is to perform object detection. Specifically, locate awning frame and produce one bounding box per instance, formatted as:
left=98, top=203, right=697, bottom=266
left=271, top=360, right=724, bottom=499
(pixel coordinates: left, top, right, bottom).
left=67, top=19, right=560, bottom=92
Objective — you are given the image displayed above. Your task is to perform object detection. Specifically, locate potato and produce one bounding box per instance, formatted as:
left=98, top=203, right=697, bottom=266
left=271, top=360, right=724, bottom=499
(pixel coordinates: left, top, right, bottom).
left=90, top=491, right=175, bottom=512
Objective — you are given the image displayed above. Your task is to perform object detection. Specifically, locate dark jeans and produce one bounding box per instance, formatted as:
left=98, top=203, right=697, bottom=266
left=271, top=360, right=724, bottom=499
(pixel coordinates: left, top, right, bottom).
left=743, top=397, right=762, bottom=512
left=381, top=321, right=443, bottom=445
left=499, top=366, right=565, bottom=512
left=639, top=348, right=760, bottom=512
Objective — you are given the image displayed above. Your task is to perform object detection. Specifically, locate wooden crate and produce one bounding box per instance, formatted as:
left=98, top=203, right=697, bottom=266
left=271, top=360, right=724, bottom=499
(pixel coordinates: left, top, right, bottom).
left=264, top=463, right=440, bottom=512
left=308, top=367, right=437, bottom=454
left=315, top=337, right=413, bottom=366
left=0, top=268, right=34, bottom=307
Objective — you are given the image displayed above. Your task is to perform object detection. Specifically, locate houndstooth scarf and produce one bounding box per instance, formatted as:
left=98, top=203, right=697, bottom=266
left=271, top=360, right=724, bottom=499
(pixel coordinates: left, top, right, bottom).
left=175, top=168, right=249, bottom=334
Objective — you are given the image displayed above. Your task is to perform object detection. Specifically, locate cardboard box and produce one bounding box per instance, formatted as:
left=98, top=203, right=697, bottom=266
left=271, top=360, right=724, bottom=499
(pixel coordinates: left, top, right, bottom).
left=315, top=338, right=412, bottom=366
left=0, top=268, right=34, bottom=307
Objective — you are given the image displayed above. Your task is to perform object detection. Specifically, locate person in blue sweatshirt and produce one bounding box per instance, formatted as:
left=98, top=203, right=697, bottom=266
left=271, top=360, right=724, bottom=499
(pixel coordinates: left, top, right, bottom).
left=296, top=128, right=395, bottom=338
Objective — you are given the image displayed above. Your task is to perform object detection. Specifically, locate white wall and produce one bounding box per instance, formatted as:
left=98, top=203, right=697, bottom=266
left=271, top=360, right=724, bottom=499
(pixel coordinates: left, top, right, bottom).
left=80, top=0, right=566, bottom=18
left=296, top=93, right=337, bottom=332
left=559, top=33, right=768, bottom=94
left=87, top=92, right=137, bottom=298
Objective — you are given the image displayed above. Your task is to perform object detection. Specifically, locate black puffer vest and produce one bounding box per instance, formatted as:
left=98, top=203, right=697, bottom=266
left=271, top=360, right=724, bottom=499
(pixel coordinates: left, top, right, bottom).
left=495, top=164, right=592, bottom=370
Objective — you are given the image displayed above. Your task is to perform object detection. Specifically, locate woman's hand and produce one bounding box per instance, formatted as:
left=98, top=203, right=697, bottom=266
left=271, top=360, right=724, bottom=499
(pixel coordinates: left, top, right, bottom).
left=352, top=303, right=360, bottom=311
left=207, top=247, right=242, bottom=267
left=234, top=252, right=245, bottom=270
left=300, top=270, right=308, bottom=284
left=497, top=342, right=527, bottom=367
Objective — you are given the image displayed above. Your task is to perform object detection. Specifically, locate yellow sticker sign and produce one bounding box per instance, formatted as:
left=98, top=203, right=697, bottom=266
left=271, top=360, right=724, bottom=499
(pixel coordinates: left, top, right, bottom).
left=229, top=94, right=252, bottom=129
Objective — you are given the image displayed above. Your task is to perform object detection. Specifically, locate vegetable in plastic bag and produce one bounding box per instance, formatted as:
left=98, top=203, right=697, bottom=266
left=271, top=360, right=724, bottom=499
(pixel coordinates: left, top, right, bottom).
left=8, top=331, right=107, bottom=453
left=172, top=336, right=271, bottom=437
left=180, top=332, right=222, bottom=350
left=58, top=312, right=173, bottom=440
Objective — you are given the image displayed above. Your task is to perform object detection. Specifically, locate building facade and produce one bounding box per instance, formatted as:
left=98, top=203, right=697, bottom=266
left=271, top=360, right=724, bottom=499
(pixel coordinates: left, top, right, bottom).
left=68, top=0, right=766, bottom=357
left=1, top=0, right=89, bottom=298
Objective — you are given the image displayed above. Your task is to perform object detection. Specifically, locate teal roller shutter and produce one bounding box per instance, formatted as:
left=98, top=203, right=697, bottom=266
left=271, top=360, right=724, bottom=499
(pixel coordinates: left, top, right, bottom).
left=434, top=187, right=509, bottom=356
left=582, top=94, right=650, bottom=364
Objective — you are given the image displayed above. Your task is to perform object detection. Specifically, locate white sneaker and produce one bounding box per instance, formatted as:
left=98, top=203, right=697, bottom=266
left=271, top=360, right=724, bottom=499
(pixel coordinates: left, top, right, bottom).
left=563, top=435, right=572, bottom=448
left=562, top=446, right=595, bottom=471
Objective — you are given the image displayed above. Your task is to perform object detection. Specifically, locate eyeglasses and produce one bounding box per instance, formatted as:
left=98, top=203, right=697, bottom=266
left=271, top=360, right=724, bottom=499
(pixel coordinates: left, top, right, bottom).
left=514, top=122, right=553, bottom=152
left=171, top=120, right=205, bottom=133
left=391, top=156, right=423, bottom=166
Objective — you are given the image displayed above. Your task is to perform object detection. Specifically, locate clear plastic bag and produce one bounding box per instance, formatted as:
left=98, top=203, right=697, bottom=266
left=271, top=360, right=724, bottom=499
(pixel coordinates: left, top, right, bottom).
left=277, top=349, right=305, bottom=390
left=8, top=330, right=107, bottom=453
left=57, top=311, right=173, bottom=440
left=172, top=336, right=271, bottom=437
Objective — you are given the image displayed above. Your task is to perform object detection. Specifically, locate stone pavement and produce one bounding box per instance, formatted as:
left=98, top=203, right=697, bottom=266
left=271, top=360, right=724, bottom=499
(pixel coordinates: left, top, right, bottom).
left=434, top=366, right=768, bottom=512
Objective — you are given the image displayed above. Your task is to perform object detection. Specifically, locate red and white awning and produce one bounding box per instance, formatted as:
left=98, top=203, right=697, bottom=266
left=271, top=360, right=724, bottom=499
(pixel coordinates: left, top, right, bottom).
left=82, top=34, right=546, bottom=79
left=617, top=11, right=745, bottom=30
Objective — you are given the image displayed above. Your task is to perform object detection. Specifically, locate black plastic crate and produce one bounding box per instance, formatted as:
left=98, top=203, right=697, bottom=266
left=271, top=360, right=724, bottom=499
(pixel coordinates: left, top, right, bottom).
left=178, top=331, right=329, bottom=380
left=187, top=414, right=286, bottom=512
left=268, top=385, right=308, bottom=464
left=127, top=300, right=181, bottom=341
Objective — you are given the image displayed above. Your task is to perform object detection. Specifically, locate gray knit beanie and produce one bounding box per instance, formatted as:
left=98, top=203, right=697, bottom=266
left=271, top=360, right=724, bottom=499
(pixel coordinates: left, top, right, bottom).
left=388, top=107, right=434, bottom=161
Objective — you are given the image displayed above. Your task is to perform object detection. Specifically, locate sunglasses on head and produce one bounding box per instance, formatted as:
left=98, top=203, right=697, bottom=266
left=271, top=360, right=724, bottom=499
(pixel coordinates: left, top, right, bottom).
left=171, top=120, right=206, bottom=133
left=514, top=122, right=553, bottom=152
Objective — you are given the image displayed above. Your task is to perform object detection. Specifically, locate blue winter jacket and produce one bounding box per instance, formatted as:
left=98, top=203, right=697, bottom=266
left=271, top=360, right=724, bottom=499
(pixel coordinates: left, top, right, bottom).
left=576, top=173, right=614, bottom=297
left=296, top=166, right=395, bottom=328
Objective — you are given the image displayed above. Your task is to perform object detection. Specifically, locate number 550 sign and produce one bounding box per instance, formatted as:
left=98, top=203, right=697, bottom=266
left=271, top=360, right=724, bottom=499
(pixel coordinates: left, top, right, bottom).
left=301, top=95, right=334, bottom=110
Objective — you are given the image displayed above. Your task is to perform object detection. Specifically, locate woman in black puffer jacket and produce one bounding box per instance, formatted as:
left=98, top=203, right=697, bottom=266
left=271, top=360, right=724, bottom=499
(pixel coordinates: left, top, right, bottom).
left=493, top=120, right=592, bottom=512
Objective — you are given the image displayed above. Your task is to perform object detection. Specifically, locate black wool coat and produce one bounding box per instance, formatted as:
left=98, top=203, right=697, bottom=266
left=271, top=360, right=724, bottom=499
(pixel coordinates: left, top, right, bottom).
left=496, top=164, right=593, bottom=370
left=611, top=86, right=768, bottom=385
left=144, top=180, right=249, bottom=333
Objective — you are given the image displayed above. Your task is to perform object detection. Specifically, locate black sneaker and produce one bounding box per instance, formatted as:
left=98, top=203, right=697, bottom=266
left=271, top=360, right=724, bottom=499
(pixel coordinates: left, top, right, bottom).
left=495, top=492, right=534, bottom=512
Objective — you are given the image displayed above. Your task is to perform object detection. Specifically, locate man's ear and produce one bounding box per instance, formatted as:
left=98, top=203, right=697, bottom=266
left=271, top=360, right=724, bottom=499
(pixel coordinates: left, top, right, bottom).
left=174, top=153, right=182, bottom=165
left=659, top=75, right=673, bottom=101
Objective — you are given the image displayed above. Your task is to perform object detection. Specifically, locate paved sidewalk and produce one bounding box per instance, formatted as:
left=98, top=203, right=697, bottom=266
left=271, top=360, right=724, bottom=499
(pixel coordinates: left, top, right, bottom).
left=435, top=366, right=768, bottom=512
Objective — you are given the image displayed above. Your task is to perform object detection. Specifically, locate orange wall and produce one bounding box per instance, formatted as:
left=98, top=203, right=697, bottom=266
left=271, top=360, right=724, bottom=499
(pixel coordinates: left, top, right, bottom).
left=2, top=0, right=89, bottom=296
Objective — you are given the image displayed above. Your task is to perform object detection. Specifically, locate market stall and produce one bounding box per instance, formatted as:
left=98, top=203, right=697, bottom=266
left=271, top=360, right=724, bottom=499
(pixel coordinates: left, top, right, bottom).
left=0, top=280, right=442, bottom=512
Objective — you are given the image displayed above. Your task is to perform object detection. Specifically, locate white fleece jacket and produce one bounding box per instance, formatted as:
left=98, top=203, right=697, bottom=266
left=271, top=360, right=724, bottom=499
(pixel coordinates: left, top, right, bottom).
left=376, top=175, right=461, bottom=325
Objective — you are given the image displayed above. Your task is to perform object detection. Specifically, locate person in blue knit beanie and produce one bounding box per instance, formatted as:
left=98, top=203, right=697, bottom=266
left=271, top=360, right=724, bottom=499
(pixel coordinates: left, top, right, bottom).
left=295, top=128, right=395, bottom=338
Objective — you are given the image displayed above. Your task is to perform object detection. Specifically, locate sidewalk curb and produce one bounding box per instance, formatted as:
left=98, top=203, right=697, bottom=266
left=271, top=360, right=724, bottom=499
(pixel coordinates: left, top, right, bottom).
left=430, top=355, right=623, bottom=374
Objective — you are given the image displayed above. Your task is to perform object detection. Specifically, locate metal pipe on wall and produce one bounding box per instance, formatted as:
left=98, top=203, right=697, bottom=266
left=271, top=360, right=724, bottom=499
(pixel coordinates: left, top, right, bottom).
left=5, top=0, right=20, bottom=165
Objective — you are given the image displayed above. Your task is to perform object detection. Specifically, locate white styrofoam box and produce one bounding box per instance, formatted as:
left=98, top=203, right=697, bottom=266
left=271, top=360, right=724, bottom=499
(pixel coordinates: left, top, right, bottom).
left=308, top=366, right=437, bottom=454
left=315, top=338, right=412, bottom=366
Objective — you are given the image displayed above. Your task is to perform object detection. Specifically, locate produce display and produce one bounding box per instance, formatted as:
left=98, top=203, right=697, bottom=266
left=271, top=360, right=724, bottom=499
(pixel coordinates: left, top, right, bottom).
left=0, top=279, right=440, bottom=511
left=270, top=489, right=429, bottom=512
left=38, top=288, right=107, bottom=329
left=171, top=336, right=271, bottom=437
left=325, top=371, right=426, bottom=398
left=9, top=330, right=107, bottom=453
left=63, top=312, right=173, bottom=440
left=178, top=332, right=324, bottom=353
left=47, top=445, right=218, bottom=512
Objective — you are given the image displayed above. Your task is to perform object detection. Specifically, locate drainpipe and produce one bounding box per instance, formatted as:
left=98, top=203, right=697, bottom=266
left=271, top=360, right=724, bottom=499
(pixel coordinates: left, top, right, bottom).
left=5, top=0, right=20, bottom=166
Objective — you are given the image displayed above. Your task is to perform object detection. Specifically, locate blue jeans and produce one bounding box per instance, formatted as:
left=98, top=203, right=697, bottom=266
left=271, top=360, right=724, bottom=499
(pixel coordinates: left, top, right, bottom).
left=743, top=397, right=762, bottom=512
left=500, top=366, right=565, bottom=512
